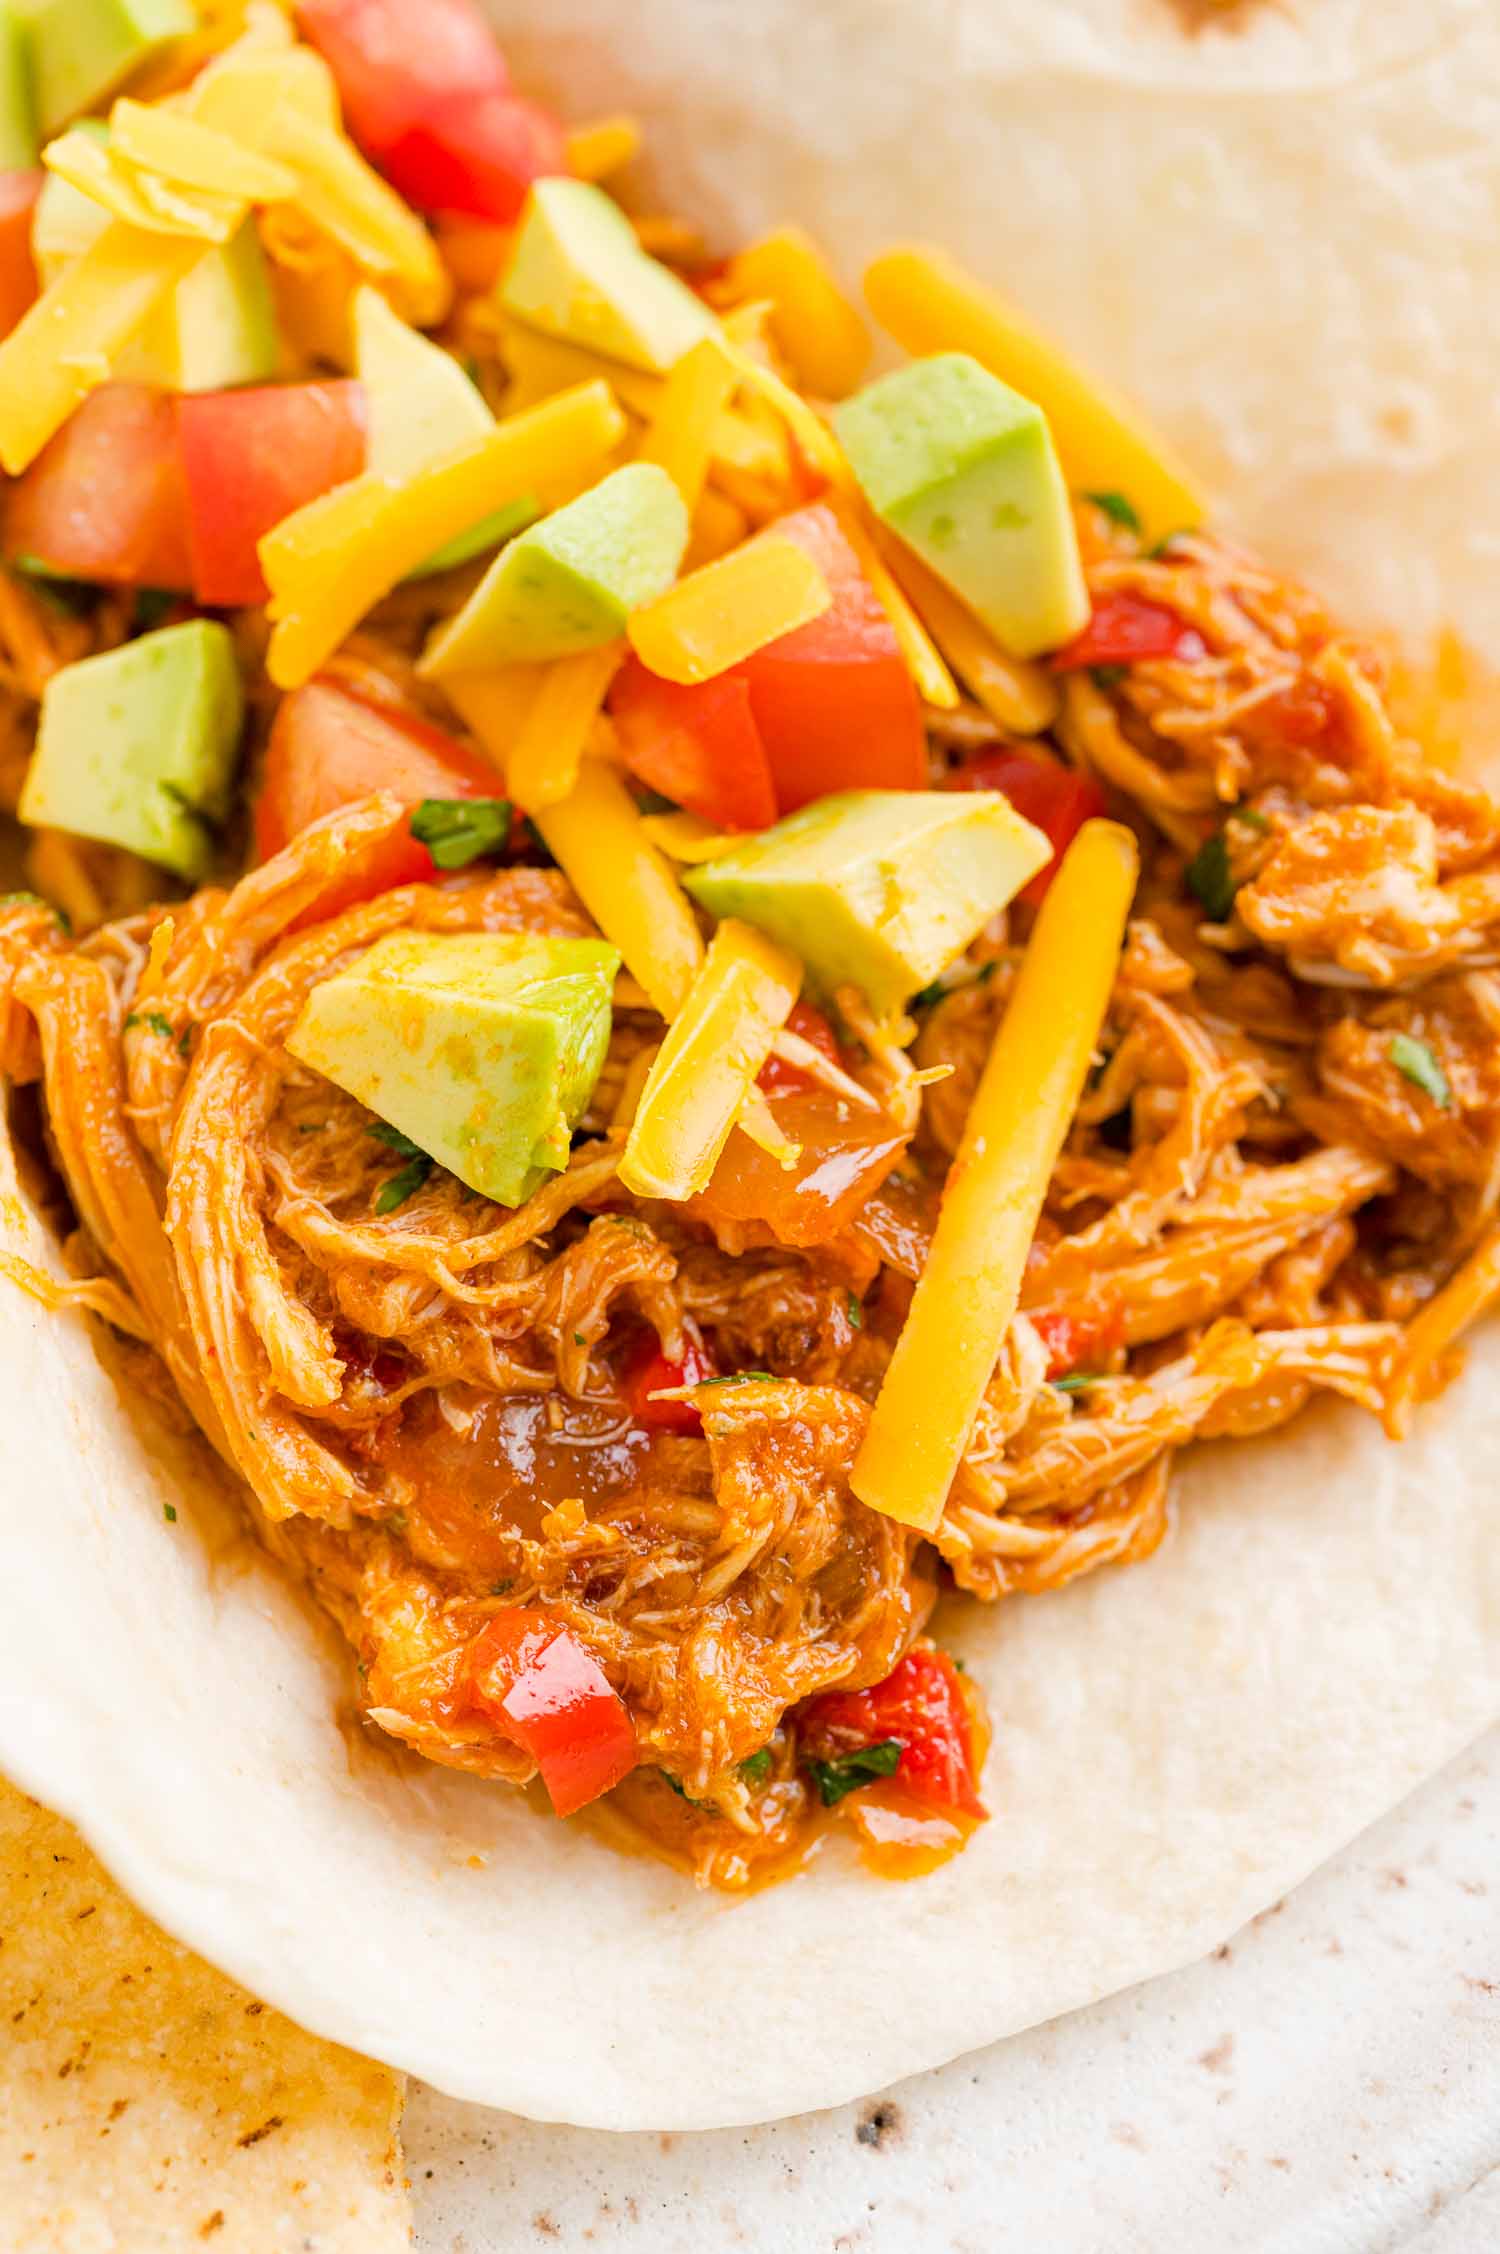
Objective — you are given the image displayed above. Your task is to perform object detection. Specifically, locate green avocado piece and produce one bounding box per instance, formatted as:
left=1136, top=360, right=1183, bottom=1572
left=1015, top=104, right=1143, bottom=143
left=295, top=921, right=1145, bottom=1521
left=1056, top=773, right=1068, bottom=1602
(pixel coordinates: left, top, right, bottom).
left=23, top=0, right=193, bottom=137
left=19, top=619, right=243, bottom=879
left=0, top=6, right=37, bottom=168
left=834, top=352, right=1089, bottom=660
left=31, top=114, right=107, bottom=278
left=421, top=461, right=689, bottom=676
left=684, top=788, right=1051, bottom=1017
left=286, top=931, right=622, bottom=1209
left=500, top=177, right=718, bottom=375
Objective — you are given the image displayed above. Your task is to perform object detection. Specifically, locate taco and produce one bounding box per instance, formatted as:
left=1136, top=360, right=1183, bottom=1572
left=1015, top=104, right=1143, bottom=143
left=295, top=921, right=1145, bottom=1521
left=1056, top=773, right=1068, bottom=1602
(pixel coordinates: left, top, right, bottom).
left=0, top=0, right=1496, bottom=2128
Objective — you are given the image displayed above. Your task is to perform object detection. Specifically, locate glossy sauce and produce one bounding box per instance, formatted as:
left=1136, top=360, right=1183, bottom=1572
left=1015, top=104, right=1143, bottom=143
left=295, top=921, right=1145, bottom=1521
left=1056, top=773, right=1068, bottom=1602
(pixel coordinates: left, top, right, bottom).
left=695, top=1088, right=908, bottom=1247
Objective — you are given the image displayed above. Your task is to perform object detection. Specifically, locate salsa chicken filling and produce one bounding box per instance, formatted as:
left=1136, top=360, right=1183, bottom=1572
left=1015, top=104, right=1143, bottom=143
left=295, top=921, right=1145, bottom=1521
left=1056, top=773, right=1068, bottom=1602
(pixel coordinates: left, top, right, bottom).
left=0, top=0, right=1496, bottom=1889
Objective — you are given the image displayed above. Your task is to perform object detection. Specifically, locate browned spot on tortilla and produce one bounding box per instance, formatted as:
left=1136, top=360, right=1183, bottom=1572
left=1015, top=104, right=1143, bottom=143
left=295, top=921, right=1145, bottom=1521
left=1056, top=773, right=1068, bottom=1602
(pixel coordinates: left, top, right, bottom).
left=1158, top=0, right=1276, bottom=29
left=855, top=2102, right=902, bottom=2149
left=198, top=2213, right=225, bottom=2240
left=1198, top=2033, right=1235, bottom=2075
left=532, top=2216, right=562, bottom=2239
left=236, top=2115, right=283, bottom=2148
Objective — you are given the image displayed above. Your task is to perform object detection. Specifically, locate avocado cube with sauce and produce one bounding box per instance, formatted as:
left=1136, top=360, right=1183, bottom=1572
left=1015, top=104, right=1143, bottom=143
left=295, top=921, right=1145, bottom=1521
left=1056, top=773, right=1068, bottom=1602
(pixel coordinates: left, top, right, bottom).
left=287, top=932, right=622, bottom=1209
left=20, top=619, right=243, bottom=880
left=684, top=788, right=1050, bottom=1017
left=834, top=352, right=1088, bottom=658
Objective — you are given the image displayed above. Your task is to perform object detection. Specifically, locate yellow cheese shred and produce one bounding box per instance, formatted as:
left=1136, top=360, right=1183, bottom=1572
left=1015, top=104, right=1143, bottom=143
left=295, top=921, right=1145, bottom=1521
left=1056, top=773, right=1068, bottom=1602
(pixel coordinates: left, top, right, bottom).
left=863, top=245, right=1207, bottom=548
left=851, top=819, right=1139, bottom=1533
left=619, top=919, right=802, bottom=1200
left=879, top=537, right=1061, bottom=735
left=506, top=643, right=624, bottom=811
left=827, top=496, right=959, bottom=711
left=627, top=537, right=830, bottom=686
left=0, top=224, right=206, bottom=473
left=43, top=129, right=244, bottom=241
left=262, top=381, right=626, bottom=688
left=636, top=334, right=739, bottom=514
left=565, top=115, right=641, bottom=182
left=109, top=96, right=298, bottom=202
left=724, top=226, right=870, bottom=400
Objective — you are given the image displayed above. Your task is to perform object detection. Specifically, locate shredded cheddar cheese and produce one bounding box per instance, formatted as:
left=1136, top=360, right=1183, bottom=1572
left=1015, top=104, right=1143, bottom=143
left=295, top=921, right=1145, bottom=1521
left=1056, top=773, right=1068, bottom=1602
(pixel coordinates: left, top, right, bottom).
left=627, top=536, right=829, bottom=686
left=723, top=226, right=870, bottom=400
left=619, top=920, right=802, bottom=1200
left=506, top=644, right=624, bottom=811
left=565, top=115, right=641, bottom=182
left=879, top=538, right=1060, bottom=735
left=109, top=96, right=298, bottom=202
left=827, top=496, right=959, bottom=711
left=851, top=819, right=1139, bottom=1532
left=43, top=129, right=245, bottom=241
left=637, top=335, right=739, bottom=514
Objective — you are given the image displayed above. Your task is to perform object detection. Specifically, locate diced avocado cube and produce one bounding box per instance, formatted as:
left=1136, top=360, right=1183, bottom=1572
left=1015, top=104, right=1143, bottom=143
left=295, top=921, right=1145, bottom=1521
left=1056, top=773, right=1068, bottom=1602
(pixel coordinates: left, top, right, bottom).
left=834, top=352, right=1089, bottom=659
left=286, top=931, right=621, bottom=1209
left=129, top=219, right=279, bottom=392
left=0, top=6, right=36, bottom=169
left=500, top=177, right=718, bottom=375
left=421, top=462, right=689, bottom=676
left=683, top=788, right=1050, bottom=1017
left=23, top=0, right=194, bottom=137
left=31, top=114, right=108, bottom=281
left=19, top=619, right=243, bottom=880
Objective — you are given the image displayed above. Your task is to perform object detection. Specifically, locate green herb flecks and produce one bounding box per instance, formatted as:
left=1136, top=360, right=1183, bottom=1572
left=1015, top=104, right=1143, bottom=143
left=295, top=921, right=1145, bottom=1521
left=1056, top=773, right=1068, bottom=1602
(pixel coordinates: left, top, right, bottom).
left=1082, top=490, right=1141, bottom=536
left=133, top=587, right=176, bottom=631
left=846, top=1291, right=864, bottom=1331
left=739, top=1749, right=773, bottom=1788
left=10, top=555, right=93, bottom=614
left=700, top=1370, right=776, bottom=1387
left=1090, top=663, right=1128, bottom=691
left=409, top=795, right=512, bottom=870
left=1186, top=832, right=1235, bottom=922
left=368, top=1121, right=434, bottom=1212
left=1389, top=1032, right=1452, bottom=1110
left=124, top=1010, right=174, bottom=1040
left=163, top=1503, right=177, bottom=1522
left=806, top=1739, right=904, bottom=1807
left=1050, top=1372, right=1100, bottom=1395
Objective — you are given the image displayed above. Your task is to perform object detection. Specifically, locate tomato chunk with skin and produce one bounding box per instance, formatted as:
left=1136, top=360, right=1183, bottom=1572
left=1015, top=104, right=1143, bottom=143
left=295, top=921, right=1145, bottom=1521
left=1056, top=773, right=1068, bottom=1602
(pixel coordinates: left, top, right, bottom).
left=756, top=998, right=845, bottom=1095
left=297, top=0, right=566, bottom=222
left=464, top=1608, right=636, bottom=1816
left=257, top=675, right=505, bottom=915
left=950, top=746, right=1108, bottom=905
left=612, top=663, right=776, bottom=832
left=1051, top=589, right=1205, bottom=672
left=800, top=1644, right=984, bottom=1818
left=1029, top=1293, right=1125, bottom=1378
left=4, top=384, right=193, bottom=591
left=177, top=380, right=367, bottom=607
left=0, top=169, right=40, bottom=342
left=619, top=1329, right=715, bottom=1436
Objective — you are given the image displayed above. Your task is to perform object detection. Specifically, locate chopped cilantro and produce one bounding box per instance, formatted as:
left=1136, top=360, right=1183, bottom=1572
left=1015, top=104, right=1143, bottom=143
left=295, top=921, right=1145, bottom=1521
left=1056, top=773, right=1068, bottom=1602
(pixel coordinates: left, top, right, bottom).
left=163, top=1503, right=177, bottom=1522
left=739, top=1749, right=773, bottom=1787
left=1050, top=1372, right=1100, bottom=1394
left=1230, top=806, right=1271, bottom=833
left=124, top=1010, right=174, bottom=1040
left=1389, top=1032, right=1451, bottom=1110
left=1146, top=531, right=1189, bottom=559
left=133, top=587, right=176, bottom=631
left=10, top=555, right=92, bottom=613
left=572, top=1330, right=588, bottom=1347
left=846, top=1291, right=864, bottom=1331
left=177, top=1025, right=191, bottom=1057
left=490, top=1578, right=514, bottom=1595
left=658, top=1769, right=700, bottom=1803
left=1083, top=490, right=1141, bottom=536
left=0, top=889, right=65, bottom=929
left=910, top=978, right=947, bottom=1011
left=368, top=1121, right=425, bottom=1156
left=297, top=1121, right=328, bottom=1134
left=1186, top=831, right=1236, bottom=922
left=368, top=1127, right=433, bottom=1212
left=806, top=1739, right=903, bottom=1806
left=409, top=795, right=512, bottom=870
left=1090, top=663, right=1128, bottom=691
left=700, top=1370, right=776, bottom=1386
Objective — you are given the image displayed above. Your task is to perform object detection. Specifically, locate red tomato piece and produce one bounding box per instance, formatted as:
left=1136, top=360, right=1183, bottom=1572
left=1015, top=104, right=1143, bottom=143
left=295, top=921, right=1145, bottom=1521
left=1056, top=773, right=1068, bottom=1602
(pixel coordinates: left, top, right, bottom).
left=694, top=1085, right=908, bottom=1249
left=950, top=747, right=1108, bottom=904
left=0, top=169, right=41, bottom=341
left=256, top=675, right=505, bottom=915
left=176, top=380, right=367, bottom=607
left=1029, top=1293, right=1126, bottom=1378
left=800, top=1645, right=985, bottom=1819
left=296, top=0, right=565, bottom=221
left=619, top=1330, right=716, bottom=1436
left=1051, top=590, right=1205, bottom=672
left=4, top=384, right=193, bottom=590
left=611, top=664, right=777, bottom=832
left=756, top=998, right=844, bottom=1095
left=464, top=1608, right=636, bottom=1816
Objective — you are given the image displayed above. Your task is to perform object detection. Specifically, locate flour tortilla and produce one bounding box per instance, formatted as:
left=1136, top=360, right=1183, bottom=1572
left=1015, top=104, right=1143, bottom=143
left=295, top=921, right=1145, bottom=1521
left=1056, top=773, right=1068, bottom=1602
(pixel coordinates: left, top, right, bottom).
left=1, top=0, right=1498, bottom=2134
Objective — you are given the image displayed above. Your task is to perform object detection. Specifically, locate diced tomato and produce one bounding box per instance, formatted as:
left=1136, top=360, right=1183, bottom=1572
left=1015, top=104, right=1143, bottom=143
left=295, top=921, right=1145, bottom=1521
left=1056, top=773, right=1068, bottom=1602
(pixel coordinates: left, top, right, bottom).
left=256, top=675, right=505, bottom=915
left=950, top=747, right=1108, bottom=905
left=296, top=0, right=566, bottom=222
left=4, top=385, right=193, bottom=591
left=176, top=380, right=367, bottom=607
left=1029, top=1293, right=1125, bottom=1378
left=756, top=998, right=844, bottom=1095
left=611, top=664, right=777, bottom=832
left=1051, top=590, right=1205, bottom=672
left=694, top=1085, right=908, bottom=1249
left=800, top=1644, right=985, bottom=1819
left=0, top=169, right=41, bottom=341
left=464, top=1608, right=636, bottom=1816
left=611, top=504, right=925, bottom=819
left=1238, top=675, right=1339, bottom=755
left=619, top=1329, right=716, bottom=1436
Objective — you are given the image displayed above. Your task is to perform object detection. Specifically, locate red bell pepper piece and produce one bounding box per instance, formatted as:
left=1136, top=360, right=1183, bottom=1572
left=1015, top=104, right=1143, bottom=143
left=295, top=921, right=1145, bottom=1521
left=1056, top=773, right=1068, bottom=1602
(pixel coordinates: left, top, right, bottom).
left=1051, top=589, right=1205, bottom=672
left=256, top=675, right=506, bottom=915
left=4, top=384, right=193, bottom=591
left=176, top=380, right=367, bottom=607
left=619, top=1330, right=716, bottom=1436
left=950, top=747, right=1108, bottom=904
left=296, top=0, right=566, bottom=222
left=0, top=169, right=41, bottom=341
left=1030, top=1293, right=1126, bottom=1378
left=611, top=665, right=777, bottom=832
left=464, top=1608, right=636, bottom=1816
left=756, top=998, right=844, bottom=1095
left=799, top=1644, right=985, bottom=1818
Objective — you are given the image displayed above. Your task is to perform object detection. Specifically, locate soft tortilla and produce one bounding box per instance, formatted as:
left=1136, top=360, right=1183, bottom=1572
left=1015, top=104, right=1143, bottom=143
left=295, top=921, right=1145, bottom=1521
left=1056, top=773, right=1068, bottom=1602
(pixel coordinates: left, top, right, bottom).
left=0, top=1782, right=409, bottom=2251
left=1, top=0, right=1498, bottom=2133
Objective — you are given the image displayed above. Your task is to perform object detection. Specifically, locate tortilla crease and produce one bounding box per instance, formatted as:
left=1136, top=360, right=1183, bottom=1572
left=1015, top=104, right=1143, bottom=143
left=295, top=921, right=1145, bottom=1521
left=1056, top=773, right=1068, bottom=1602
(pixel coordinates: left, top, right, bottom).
left=1, top=0, right=1499, bottom=2138
left=0, top=1782, right=408, bottom=2251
